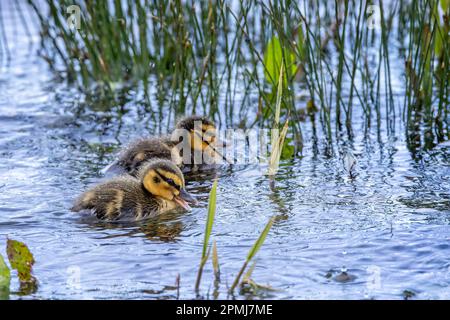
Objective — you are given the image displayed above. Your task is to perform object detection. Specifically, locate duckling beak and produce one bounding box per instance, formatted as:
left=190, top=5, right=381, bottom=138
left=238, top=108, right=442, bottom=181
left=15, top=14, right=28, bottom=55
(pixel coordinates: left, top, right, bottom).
left=174, top=189, right=198, bottom=211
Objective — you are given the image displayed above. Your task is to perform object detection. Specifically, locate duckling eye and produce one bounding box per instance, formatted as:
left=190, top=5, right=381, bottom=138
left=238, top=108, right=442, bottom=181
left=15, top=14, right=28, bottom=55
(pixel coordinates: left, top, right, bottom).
left=153, top=176, right=161, bottom=183
left=165, top=178, right=181, bottom=190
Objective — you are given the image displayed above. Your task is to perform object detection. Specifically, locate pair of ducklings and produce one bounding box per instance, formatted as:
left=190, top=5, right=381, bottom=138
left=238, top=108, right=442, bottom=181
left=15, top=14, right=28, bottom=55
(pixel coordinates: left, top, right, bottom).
left=72, top=116, right=220, bottom=221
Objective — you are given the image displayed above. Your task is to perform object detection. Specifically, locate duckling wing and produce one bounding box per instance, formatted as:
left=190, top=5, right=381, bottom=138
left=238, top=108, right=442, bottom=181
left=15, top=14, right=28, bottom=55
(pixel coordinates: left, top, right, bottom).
left=100, top=159, right=127, bottom=177
left=115, top=138, right=173, bottom=176
left=160, top=134, right=176, bottom=147
left=71, top=177, right=144, bottom=220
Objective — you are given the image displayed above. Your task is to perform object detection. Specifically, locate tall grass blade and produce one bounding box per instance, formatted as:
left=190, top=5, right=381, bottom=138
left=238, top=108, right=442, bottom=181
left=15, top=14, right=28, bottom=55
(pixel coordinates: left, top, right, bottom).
left=212, top=239, right=220, bottom=281
left=246, top=217, right=274, bottom=262
left=202, top=179, right=217, bottom=258
left=267, top=64, right=289, bottom=178
left=195, top=179, right=218, bottom=292
left=242, top=261, right=256, bottom=283
left=274, top=63, right=284, bottom=126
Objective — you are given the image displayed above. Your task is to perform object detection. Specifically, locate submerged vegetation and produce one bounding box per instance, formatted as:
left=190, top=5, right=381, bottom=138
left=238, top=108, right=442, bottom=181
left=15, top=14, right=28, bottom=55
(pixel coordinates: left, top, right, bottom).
left=23, top=0, right=449, bottom=157
left=0, top=239, right=37, bottom=299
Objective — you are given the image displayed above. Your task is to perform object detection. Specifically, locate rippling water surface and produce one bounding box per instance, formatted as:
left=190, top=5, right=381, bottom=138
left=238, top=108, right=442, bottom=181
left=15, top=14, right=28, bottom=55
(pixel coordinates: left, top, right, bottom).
left=0, top=4, right=449, bottom=300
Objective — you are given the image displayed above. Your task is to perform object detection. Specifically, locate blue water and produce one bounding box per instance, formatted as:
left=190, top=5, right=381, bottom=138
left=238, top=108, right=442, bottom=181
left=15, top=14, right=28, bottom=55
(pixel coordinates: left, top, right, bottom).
left=0, top=1, right=449, bottom=300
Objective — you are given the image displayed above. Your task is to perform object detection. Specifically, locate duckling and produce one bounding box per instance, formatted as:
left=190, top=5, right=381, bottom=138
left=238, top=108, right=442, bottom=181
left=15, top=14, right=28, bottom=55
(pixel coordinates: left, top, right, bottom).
left=72, top=159, right=197, bottom=221
left=168, top=115, right=224, bottom=166
left=104, top=115, right=225, bottom=176
left=106, top=137, right=174, bottom=176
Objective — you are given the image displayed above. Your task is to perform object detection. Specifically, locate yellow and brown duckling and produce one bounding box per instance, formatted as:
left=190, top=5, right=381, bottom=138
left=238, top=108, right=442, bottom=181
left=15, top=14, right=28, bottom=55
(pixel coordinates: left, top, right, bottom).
left=105, top=115, right=225, bottom=176
left=72, top=159, right=197, bottom=221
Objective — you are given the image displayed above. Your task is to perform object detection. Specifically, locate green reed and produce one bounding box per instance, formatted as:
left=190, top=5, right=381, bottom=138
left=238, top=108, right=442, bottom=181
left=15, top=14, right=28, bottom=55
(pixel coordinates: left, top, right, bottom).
left=192, top=180, right=275, bottom=298
left=27, top=0, right=449, bottom=154
left=402, top=0, right=449, bottom=152
left=195, top=179, right=217, bottom=293
left=0, top=238, right=38, bottom=299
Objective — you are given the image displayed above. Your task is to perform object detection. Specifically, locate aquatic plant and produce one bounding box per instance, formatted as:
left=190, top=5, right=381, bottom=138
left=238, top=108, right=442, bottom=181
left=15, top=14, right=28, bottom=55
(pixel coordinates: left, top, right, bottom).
left=403, top=0, right=450, bottom=152
left=267, top=64, right=290, bottom=182
left=25, top=0, right=450, bottom=156
left=193, top=180, right=275, bottom=297
left=240, top=262, right=276, bottom=296
left=0, top=255, right=10, bottom=300
left=211, top=240, right=220, bottom=282
left=0, top=238, right=37, bottom=299
left=195, top=179, right=217, bottom=293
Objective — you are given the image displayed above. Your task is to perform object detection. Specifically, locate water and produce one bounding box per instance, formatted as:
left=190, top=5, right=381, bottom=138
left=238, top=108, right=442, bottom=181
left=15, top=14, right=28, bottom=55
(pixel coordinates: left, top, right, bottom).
left=0, top=3, right=449, bottom=300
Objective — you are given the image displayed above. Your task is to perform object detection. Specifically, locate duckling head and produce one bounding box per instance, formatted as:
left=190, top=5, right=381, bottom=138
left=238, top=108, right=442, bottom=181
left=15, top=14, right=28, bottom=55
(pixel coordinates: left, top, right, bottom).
left=175, top=115, right=217, bottom=153
left=140, top=159, right=197, bottom=210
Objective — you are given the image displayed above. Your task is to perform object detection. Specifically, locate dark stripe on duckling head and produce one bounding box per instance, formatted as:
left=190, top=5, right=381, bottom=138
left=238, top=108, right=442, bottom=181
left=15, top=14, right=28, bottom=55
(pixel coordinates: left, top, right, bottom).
left=154, top=169, right=182, bottom=190
left=139, top=159, right=185, bottom=194
left=138, top=159, right=182, bottom=176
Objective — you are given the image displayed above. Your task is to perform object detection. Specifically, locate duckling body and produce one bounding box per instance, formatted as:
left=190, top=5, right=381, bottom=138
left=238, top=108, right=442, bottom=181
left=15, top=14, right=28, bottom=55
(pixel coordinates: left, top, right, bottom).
left=72, top=159, right=196, bottom=221
left=113, top=137, right=176, bottom=176
left=71, top=175, right=165, bottom=220
left=104, top=116, right=221, bottom=176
